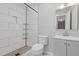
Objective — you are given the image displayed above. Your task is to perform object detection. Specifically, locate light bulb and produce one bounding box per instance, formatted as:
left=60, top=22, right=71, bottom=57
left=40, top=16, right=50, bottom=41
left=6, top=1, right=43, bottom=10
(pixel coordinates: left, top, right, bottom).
left=59, top=4, right=65, bottom=9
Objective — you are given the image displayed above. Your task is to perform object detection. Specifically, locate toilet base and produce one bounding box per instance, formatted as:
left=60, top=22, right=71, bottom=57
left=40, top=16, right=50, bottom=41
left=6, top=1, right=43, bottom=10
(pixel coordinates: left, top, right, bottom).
left=21, top=49, right=44, bottom=56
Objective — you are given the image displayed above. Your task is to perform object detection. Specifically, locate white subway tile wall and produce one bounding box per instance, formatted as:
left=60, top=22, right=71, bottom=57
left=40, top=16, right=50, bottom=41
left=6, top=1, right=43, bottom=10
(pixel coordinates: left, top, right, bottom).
left=0, top=3, right=26, bottom=55
left=26, top=6, right=38, bottom=46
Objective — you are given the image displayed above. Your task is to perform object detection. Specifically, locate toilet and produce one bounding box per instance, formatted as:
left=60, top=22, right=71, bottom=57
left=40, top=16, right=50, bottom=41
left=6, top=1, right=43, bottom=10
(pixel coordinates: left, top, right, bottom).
left=30, top=35, right=48, bottom=56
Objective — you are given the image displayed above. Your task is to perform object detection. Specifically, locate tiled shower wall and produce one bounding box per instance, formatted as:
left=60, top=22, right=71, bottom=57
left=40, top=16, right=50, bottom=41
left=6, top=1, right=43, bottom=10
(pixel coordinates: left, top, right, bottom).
left=26, top=3, right=38, bottom=46
left=0, top=3, right=26, bottom=55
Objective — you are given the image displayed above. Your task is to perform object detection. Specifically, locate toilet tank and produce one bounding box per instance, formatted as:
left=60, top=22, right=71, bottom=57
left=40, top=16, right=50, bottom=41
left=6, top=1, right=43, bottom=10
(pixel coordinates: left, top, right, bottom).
left=39, top=35, right=48, bottom=45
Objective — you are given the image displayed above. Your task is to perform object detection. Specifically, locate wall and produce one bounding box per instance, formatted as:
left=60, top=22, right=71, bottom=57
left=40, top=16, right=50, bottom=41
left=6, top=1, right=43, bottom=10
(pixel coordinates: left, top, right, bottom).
left=38, top=3, right=60, bottom=52
left=0, top=3, right=26, bottom=55
left=26, top=3, right=39, bottom=46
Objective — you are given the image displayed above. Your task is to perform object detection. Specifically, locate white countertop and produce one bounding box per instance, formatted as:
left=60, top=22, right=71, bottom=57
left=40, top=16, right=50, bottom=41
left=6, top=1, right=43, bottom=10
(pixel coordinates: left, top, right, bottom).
left=53, top=35, right=79, bottom=41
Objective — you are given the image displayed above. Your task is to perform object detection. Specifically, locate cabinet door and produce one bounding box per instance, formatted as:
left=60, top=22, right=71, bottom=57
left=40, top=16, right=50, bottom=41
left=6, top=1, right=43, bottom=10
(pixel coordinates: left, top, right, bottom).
left=67, top=41, right=79, bottom=56
left=53, top=39, right=66, bottom=56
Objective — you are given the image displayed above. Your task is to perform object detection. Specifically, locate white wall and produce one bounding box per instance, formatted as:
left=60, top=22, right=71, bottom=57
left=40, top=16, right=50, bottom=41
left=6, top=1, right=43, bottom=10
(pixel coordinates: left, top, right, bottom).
left=0, top=3, right=26, bottom=55
left=26, top=5, right=38, bottom=46
left=38, top=3, right=60, bottom=52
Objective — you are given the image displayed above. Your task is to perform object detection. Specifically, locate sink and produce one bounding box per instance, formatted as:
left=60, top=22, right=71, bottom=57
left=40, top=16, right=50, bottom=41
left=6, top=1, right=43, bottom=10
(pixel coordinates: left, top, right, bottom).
left=54, top=35, right=79, bottom=41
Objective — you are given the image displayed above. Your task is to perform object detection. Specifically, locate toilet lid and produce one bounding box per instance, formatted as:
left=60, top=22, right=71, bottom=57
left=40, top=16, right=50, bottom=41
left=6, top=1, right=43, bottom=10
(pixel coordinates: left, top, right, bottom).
left=32, top=44, right=44, bottom=51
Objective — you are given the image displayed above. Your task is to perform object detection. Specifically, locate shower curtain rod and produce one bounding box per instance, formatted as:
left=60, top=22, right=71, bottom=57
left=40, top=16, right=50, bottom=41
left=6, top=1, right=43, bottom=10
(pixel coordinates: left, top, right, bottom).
left=24, top=3, right=38, bottom=13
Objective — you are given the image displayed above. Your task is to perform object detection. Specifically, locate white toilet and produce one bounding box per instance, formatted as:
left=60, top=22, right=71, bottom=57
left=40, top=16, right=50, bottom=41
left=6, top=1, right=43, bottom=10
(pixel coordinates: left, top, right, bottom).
left=30, top=35, right=48, bottom=56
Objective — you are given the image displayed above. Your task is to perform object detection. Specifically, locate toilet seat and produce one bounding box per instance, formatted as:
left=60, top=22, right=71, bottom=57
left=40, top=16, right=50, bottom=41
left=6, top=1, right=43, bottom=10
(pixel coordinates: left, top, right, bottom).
left=30, top=35, right=48, bottom=56
left=32, top=44, right=44, bottom=51
left=31, top=43, right=44, bottom=56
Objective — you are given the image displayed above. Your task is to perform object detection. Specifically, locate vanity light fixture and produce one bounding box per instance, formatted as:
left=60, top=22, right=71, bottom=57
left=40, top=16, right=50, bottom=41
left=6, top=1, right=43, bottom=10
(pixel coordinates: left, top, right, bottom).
left=59, top=4, right=65, bottom=9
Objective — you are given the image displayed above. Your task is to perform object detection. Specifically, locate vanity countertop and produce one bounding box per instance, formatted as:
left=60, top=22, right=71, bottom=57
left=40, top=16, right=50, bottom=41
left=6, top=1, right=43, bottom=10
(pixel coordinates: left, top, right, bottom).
left=53, top=35, right=79, bottom=41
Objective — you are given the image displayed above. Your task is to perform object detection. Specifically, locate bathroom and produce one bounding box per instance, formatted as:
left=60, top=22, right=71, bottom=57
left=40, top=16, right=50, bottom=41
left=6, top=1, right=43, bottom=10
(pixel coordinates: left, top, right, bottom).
left=1, top=2, right=79, bottom=56
left=0, top=3, right=55, bottom=56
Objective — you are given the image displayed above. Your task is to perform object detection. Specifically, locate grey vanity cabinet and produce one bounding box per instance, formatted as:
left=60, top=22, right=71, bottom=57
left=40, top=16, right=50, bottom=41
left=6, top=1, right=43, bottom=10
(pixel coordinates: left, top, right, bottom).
left=54, top=39, right=79, bottom=56
left=53, top=39, right=66, bottom=56
left=67, top=41, right=79, bottom=56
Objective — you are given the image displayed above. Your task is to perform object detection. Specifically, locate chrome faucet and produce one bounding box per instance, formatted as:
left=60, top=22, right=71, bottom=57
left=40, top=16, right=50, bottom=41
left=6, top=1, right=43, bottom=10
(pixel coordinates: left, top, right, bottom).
left=63, top=30, right=69, bottom=36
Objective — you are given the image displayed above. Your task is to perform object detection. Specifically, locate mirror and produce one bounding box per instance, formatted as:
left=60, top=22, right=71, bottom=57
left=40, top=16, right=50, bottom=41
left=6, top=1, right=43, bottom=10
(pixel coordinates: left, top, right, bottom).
left=56, top=5, right=79, bottom=30
left=57, top=15, right=65, bottom=29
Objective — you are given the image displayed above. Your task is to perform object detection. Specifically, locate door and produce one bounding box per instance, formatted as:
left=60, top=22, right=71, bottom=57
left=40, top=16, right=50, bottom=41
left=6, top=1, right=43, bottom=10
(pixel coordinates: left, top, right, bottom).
left=53, top=39, right=66, bottom=56
left=26, top=7, right=38, bottom=46
left=67, top=41, right=79, bottom=56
